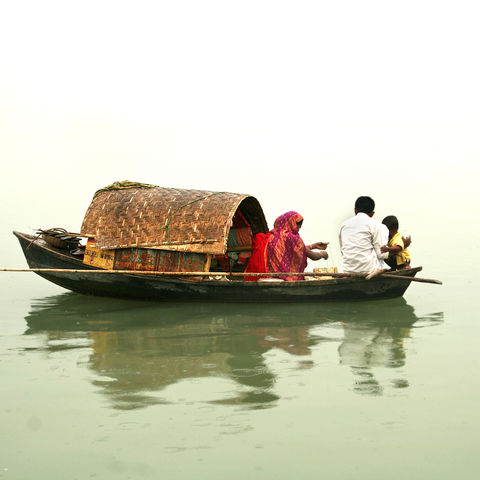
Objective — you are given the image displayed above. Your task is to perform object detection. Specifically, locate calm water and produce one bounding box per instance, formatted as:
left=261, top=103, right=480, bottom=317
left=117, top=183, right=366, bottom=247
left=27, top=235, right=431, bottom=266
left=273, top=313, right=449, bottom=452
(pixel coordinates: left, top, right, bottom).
left=0, top=248, right=478, bottom=479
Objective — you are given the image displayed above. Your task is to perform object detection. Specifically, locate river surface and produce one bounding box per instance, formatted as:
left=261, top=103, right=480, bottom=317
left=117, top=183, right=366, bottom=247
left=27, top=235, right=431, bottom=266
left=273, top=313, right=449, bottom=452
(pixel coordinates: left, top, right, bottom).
left=0, top=232, right=478, bottom=479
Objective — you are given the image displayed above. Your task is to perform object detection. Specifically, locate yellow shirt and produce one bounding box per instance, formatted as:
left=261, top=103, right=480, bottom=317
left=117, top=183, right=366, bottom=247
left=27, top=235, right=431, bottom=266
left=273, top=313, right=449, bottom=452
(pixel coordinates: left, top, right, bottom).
left=389, top=232, right=411, bottom=265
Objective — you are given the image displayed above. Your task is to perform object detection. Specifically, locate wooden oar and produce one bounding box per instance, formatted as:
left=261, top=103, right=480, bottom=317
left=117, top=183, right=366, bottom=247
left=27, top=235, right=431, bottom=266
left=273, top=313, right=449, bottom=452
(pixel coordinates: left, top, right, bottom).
left=0, top=268, right=442, bottom=284
left=365, top=269, right=385, bottom=280
left=378, top=273, right=442, bottom=284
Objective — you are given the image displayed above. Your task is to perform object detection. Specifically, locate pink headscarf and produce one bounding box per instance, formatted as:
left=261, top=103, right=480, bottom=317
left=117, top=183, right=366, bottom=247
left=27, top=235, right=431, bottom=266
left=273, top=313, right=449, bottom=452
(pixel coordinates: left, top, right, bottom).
left=266, top=211, right=307, bottom=281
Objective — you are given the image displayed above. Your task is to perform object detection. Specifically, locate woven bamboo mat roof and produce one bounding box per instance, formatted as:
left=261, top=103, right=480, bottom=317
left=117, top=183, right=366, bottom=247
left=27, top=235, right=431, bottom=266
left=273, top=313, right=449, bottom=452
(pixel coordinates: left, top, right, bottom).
left=80, top=182, right=268, bottom=254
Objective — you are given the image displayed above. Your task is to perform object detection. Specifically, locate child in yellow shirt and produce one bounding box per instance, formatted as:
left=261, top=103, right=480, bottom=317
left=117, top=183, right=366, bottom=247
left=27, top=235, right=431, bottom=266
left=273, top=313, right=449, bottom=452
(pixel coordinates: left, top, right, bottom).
left=381, top=215, right=411, bottom=270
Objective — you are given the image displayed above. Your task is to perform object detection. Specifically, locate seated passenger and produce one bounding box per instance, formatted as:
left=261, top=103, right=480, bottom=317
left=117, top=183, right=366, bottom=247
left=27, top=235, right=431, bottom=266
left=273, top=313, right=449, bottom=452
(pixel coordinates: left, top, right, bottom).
left=245, top=211, right=328, bottom=281
left=339, top=196, right=389, bottom=274
left=380, top=215, right=411, bottom=270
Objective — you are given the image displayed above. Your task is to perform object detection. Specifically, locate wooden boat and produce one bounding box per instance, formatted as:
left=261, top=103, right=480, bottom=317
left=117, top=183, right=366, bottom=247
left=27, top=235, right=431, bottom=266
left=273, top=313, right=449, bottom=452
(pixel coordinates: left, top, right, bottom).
left=13, top=182, right=425, bottom=302
left=13, top=233, right=422, bottom=302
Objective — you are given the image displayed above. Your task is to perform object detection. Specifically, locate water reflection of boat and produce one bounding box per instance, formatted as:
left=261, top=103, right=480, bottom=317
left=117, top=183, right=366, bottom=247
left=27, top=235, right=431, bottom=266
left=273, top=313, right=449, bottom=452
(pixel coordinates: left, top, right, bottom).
left=24, top=294, right=441, bottom=408
left=24, top=294, right=325, bottom=409
left=332, top=301, right=443, bottom=395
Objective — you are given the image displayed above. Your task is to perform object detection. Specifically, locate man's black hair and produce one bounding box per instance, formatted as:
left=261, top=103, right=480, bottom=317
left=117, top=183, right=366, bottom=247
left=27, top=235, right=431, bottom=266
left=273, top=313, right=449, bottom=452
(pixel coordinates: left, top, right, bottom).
left=355, top=196, right=375, bottom=214
left=382, top=215, right=399, bottom=230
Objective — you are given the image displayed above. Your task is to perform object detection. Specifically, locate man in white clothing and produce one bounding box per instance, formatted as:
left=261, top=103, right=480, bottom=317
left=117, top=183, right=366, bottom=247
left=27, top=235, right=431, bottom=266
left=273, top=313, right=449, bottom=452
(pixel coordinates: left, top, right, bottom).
left=339, top=196, right=389, bottom=274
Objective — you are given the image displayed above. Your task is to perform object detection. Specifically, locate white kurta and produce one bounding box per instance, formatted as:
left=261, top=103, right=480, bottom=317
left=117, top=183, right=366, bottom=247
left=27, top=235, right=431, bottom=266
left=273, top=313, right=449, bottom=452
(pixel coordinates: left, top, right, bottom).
left=339, top=212, right=389, bottom=273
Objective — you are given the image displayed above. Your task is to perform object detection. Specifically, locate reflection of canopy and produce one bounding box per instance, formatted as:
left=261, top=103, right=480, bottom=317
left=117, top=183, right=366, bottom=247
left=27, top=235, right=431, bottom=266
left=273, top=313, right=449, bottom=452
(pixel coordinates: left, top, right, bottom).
left=24, top=295, right=326, bottom=410
left=80, top=182, right=268, bottom=254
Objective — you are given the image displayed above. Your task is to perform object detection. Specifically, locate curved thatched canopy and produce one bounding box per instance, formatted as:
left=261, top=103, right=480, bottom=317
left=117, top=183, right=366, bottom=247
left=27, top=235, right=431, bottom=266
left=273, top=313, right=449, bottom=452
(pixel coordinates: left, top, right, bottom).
left=80, top=182, right=268, bottom=254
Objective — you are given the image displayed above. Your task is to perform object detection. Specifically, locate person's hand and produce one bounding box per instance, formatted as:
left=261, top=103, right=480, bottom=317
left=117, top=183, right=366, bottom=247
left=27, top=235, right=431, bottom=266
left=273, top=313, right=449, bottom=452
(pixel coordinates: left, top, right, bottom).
left=402, top=235, right=412, bottom=248
left=306, top=247, right=328, bottom=261
left=380, top=245, right=389, bottom=253
left=309, top=241, right=329, bottom=250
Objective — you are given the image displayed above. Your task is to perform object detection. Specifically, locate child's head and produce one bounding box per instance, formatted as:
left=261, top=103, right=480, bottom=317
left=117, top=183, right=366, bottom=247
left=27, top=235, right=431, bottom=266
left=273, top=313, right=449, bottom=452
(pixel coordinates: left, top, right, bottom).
left=382, top=215, right=399, bottom=236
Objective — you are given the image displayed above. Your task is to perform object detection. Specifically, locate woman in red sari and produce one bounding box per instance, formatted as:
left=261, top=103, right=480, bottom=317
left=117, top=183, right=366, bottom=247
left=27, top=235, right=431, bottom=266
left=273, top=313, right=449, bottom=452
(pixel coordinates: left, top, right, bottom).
left=245, top=211, right=328, bottom=281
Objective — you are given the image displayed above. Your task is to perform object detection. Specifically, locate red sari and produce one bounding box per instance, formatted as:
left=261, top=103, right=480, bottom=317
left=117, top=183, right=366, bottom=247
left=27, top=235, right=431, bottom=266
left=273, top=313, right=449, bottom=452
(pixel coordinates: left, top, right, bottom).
left=243, top=232, right=272, bottom=281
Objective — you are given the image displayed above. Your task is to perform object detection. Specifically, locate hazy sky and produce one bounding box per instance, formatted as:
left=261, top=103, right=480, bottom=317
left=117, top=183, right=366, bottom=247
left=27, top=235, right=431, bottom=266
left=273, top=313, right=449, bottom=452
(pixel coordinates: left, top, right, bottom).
left=1, top=1, right=479, bottom=267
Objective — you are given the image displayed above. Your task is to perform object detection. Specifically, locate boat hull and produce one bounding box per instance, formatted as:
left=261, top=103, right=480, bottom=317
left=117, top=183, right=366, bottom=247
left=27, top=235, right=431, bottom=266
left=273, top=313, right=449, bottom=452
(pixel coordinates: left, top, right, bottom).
left=14, top=231, right=420, bottom=302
